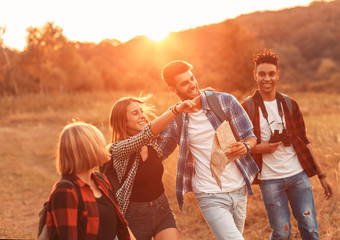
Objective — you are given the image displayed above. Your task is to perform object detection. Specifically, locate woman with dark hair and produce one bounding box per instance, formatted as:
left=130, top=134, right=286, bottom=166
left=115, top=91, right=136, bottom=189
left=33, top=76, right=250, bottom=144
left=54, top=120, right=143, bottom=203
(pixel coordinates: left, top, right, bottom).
left=108, top=95, right=198, bottom=240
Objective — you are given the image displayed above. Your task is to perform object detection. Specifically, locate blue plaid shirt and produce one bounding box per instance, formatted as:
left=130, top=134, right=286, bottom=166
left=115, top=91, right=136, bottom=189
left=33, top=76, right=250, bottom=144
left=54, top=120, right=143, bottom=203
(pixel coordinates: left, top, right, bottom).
left=158, top=91, right=259, bottom=210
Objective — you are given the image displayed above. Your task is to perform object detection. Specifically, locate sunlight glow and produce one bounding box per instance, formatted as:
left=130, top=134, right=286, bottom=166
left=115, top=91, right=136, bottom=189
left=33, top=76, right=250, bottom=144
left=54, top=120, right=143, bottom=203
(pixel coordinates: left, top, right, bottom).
left=145, top=32, right=170, bottom=42
left=0, top=0, right=321, bottom=51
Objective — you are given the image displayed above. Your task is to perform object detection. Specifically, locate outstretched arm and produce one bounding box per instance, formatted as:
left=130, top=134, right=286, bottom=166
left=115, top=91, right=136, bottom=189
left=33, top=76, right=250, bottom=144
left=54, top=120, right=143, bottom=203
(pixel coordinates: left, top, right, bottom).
left=149, top=95, right=200, bottom=135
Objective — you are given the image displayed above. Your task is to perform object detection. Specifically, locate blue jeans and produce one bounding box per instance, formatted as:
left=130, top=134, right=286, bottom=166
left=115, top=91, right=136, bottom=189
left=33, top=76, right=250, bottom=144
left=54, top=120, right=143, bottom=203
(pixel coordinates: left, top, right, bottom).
left=195, top=186, right=247, bottom=240
left=260, top=171, right=319, bottom=240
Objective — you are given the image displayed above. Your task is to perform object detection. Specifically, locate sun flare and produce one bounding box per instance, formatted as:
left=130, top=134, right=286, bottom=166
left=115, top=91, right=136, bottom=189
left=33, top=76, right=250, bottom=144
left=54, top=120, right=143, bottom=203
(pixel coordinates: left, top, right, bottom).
left=1, top=0, right=317, bottom=50
left=145, top=32, right=170, bottom=42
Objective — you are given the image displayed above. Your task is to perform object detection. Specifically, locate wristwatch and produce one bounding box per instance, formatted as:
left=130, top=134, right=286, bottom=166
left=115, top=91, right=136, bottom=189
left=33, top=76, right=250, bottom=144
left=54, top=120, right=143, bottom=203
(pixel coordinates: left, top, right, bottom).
left=243, top=142, right=251, bottom=154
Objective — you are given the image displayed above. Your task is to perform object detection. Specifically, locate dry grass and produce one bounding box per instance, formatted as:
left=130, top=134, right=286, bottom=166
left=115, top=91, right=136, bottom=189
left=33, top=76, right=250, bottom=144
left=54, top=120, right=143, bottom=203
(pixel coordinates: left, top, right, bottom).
left=0, top=90, right=339, bottom=239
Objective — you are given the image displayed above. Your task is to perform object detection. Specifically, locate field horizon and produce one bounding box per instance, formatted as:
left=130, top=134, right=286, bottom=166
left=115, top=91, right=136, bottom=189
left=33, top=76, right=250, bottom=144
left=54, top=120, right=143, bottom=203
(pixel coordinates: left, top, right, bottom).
left=0, top=89, right=339, bottom=239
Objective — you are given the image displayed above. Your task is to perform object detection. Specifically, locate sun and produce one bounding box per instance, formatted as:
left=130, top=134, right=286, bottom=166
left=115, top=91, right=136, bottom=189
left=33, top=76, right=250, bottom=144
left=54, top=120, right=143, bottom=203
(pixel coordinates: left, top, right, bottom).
left=145, top=31, right=170, bottom=42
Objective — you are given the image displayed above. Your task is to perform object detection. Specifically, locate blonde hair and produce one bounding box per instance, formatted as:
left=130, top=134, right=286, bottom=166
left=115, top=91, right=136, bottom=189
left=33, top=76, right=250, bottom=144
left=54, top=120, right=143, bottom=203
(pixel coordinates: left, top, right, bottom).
left=109, top=95, right=155, bottom=143
left=56, top=121, right=109, bottom=175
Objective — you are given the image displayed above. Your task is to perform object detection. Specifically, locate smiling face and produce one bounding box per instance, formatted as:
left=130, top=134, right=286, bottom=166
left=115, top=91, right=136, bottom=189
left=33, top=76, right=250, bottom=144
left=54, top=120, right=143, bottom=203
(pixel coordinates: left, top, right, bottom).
left=170, top=70, right=200, bottom=101
left=126, top=101, right=146, bottom=136
left=254, top=63, right=279, bottom=100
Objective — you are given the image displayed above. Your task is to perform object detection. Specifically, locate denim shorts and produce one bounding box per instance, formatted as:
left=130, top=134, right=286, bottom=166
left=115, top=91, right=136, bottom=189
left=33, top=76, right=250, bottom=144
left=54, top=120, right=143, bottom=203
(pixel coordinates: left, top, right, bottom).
left=125, top=193, right=177, bottom=240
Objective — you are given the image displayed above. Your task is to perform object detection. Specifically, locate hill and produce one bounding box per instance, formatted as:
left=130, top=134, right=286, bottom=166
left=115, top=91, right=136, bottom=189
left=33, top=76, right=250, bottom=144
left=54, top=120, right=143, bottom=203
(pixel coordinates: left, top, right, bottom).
left=235, top=0, right=340, bottom=91
left=0, top=0, right=339, bottom=96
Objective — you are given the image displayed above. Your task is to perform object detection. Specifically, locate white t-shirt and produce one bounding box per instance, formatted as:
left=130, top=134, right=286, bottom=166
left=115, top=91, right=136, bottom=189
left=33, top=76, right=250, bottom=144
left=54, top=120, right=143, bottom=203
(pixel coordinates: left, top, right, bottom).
left=258, top=100, right=303, bottom=180
left=188, top=110, right=245, bottom=193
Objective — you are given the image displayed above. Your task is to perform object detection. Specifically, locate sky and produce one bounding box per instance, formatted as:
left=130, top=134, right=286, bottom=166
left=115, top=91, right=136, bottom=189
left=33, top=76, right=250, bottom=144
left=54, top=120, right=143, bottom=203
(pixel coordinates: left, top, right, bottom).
left=0, top=0, right=318, bottom=51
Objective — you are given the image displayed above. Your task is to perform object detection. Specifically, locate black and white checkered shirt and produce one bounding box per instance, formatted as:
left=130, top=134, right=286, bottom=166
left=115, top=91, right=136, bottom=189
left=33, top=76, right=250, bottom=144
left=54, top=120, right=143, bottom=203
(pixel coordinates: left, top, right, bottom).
left=111, top=123, right=162, bottom=215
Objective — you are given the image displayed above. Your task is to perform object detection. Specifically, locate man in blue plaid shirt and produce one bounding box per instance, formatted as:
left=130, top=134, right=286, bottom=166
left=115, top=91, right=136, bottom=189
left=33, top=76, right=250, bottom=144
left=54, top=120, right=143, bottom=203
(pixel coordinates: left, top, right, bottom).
left=157, top=60, right=259, bottom=240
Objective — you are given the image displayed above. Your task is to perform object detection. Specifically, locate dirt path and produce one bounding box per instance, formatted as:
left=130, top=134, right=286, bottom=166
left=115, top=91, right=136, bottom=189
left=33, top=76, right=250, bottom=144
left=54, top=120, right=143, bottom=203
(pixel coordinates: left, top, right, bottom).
left=0, top=123, right=61, bottom=239
left=1, top=91, right=339, bottom=239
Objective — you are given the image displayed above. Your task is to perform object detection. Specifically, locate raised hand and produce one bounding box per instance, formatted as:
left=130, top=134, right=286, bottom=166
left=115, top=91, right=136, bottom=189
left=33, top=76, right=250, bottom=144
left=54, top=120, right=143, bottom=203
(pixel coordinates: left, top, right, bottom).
left=176, top=95, right=201, bottom=113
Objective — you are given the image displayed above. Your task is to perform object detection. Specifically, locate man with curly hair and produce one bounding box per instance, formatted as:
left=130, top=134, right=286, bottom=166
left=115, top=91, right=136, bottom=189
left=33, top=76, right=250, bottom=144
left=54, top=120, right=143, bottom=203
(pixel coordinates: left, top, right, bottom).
left=242, top=49, right=333, bottom=240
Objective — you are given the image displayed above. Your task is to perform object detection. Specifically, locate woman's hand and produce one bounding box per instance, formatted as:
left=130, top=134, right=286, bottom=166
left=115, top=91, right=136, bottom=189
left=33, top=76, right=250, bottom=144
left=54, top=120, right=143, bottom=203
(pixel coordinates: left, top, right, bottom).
left=176, top=95, right=201, bottom=113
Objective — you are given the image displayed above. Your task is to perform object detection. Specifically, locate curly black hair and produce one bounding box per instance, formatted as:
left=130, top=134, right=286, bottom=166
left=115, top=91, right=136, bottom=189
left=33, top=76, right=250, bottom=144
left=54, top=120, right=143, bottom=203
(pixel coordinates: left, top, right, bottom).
left=253, top=49, right=279, bottom=69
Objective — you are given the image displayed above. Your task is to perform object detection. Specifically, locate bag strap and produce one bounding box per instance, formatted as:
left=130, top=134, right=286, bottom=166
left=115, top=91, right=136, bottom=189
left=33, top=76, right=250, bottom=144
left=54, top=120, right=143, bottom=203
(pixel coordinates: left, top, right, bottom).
left=38, top=176, right=85, bottom=239
left=60, top=175, right=84, bottom=211
left=204, top=91, right=226, bottom=122
left=244, top=96, right=255, bottom=123
left=175, top=91, right=226, bottom=136
left=61, top=176, right=86, bottom=239
left=280, top=93, right=293, bottom=115
left=244, top=92, right=293, bottom=123
left=174, top=114, right=183, bottom=137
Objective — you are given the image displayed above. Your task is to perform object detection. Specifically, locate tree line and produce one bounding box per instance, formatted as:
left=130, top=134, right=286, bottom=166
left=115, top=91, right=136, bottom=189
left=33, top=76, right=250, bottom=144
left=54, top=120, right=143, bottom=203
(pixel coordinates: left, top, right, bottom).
left=235, top=0, right=340, bottom=92
left=0, top=0, right=339, bottom=97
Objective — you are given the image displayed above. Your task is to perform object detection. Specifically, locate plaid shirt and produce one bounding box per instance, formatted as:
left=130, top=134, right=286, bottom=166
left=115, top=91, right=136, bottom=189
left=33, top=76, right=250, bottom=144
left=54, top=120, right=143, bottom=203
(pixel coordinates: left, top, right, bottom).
left=158, top=91, right=259, bottom=210
left=241, top=91, right=317, bottom=184
left=46, top=172, right=130, bottom=240
left=111, top=123, right=162, bottom=215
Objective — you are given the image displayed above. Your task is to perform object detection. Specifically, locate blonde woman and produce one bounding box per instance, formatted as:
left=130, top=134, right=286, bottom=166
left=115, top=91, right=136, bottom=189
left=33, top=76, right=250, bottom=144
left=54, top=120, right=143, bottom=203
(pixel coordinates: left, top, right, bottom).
left=45, top=121, right=134, bottom=240
left=107, top=96, right=198, bottom=240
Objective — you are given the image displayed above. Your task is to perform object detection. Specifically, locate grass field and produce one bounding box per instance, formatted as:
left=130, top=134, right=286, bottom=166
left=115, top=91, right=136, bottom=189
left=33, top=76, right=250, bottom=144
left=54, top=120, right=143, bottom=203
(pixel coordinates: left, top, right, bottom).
left=0, top=90, right=339, bottom=239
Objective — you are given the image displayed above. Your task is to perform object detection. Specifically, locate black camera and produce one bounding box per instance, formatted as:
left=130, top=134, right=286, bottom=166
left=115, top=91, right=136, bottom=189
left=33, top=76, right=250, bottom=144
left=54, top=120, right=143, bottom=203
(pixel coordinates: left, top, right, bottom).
left=269, top=130, right=281, bottom=143
left=269, top=129, right=291, bottom=147
left=281, top=129, right=292, bottom=147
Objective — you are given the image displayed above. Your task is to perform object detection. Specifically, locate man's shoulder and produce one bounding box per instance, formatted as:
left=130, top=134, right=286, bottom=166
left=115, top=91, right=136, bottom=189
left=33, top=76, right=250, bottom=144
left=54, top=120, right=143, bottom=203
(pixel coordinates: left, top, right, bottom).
left=212, top=91, right=238, bottom=101
left=204, top=91, right=239, bottom=113
left=278, top=91, right=295, bottom=101
left=277, top=92, right=299, bottom=110
left=214, top=91, right=234, bottom=96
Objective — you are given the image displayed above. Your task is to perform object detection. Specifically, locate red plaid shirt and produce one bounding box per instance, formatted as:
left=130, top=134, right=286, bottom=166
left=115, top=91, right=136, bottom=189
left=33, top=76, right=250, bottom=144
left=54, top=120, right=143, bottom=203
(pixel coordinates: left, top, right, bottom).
left=46, top=171, right=130, bottom=240
left=242, top=91, right=317, bottom=184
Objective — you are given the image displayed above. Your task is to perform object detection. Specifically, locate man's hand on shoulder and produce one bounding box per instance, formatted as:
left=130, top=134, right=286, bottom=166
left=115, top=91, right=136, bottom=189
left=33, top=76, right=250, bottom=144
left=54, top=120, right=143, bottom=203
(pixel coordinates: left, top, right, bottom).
left=200, top=86, right=215, bottom=92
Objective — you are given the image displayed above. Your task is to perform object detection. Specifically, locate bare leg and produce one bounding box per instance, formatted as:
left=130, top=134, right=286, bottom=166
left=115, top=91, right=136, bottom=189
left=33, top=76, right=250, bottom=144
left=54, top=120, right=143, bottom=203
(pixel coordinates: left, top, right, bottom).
left=155, top=228, right=180, bottom=240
